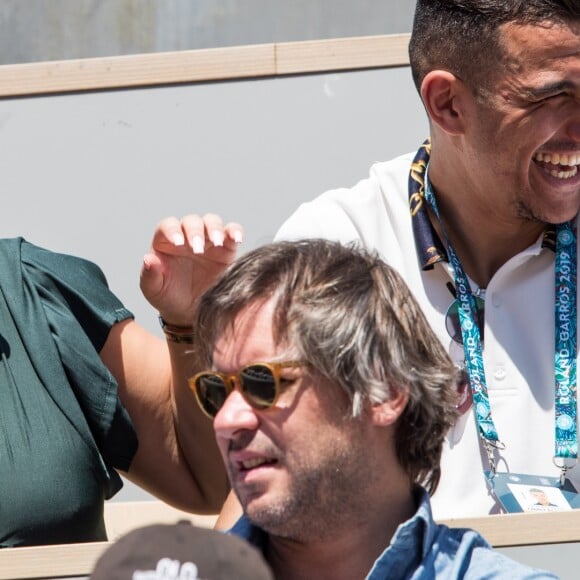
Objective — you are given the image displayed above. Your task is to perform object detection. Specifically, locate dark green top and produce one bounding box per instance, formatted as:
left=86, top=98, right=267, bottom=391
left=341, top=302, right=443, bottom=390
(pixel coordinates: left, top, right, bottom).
left=0, top=238, right=137, bottom=547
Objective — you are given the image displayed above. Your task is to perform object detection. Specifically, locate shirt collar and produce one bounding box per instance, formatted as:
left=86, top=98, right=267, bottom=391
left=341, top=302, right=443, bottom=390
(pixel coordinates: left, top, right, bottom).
left=228, top=486, right=436, bottom=578
left=408, top=140, right=557, bottom=271
left=374, top=486, right=435, bottom=564
left=228, top=515, right=269, bottom=551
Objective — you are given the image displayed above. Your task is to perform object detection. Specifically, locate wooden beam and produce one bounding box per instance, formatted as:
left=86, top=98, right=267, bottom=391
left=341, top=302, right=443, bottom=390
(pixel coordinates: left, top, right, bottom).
left=104, top=500, right=217, bottom=541
left=441, top=509, right=580, bottom=547
left=276, top=34, right=410, bottom=75
left=0, top=541, right=108, bottom=579
left=0, top=43, right=275, bottom=98
left=0, top=34, right=410, bottom=98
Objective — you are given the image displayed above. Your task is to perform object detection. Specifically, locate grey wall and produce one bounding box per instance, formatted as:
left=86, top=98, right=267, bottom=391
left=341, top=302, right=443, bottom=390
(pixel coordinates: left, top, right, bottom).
left=499, top=544, right=576, bottom=580
left=0, top=0, right=416, bottom=64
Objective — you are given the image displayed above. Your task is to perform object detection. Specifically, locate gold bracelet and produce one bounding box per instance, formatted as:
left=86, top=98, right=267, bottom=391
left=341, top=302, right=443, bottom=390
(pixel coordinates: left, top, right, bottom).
left=159, top=316, right=195, bottom=344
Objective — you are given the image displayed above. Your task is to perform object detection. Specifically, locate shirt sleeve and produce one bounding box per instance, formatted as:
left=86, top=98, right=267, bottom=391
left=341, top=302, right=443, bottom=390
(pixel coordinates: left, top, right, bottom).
left=20, top=239, right=137, bottom=490
left=21, top=241, right=133, bottom=350
left=275, top=188, right=364, bottom=245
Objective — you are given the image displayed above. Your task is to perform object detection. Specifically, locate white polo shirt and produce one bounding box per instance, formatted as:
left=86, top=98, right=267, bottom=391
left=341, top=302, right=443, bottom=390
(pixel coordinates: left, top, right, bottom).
left=275, top=151, right=578, bottom=520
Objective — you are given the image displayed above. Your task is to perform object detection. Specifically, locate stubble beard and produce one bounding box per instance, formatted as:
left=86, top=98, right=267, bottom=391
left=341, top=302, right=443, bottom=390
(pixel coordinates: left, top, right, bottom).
left=514, top=198, right=550, bottom=225
left=240, top=435, right=377, bottom=543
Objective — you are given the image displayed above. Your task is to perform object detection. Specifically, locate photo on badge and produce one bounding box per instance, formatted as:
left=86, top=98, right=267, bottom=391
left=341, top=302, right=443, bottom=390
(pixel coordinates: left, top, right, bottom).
left=486, top=471, right=580, bottom=514
left=507, top=483, right=571, bottom=512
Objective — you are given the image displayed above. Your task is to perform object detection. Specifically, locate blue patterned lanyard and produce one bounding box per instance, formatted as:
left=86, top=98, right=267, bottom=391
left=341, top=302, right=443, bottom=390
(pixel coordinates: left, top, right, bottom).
left=424, top=175, right=500, bottom=460
left=425, top=171, right=578, bottom=479
left=554, top=222, right=578, bottom=482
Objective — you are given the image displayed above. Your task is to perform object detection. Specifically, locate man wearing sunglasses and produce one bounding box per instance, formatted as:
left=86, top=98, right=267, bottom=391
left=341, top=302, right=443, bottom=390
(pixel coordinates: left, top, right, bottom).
left=188, top=239, right=548, bottom=579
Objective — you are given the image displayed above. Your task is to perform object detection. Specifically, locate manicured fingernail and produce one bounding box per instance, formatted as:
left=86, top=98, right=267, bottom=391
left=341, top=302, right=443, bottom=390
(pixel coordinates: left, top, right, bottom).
left=191, top=235, right=204, bottom=254
left=233, top=230, right=243, bottom=244
left=172, top=233, right=185, bottom=246
left=211, top=231, right=225, bottom=247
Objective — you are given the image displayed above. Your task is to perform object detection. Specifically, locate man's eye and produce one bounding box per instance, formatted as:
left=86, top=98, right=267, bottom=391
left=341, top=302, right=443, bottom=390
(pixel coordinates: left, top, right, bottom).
left=526, top=89, right=568, bottom=104
left=542, top=92, right=569, bottom=103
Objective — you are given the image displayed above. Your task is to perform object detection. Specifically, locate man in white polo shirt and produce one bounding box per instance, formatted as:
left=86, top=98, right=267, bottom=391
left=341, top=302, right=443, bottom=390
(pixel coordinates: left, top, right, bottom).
left=273, top=0, right=580, bottom=519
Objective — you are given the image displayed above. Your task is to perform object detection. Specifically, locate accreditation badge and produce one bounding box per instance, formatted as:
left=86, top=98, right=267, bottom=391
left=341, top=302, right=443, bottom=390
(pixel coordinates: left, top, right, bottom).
left=486, top=471, right=580, bottom=513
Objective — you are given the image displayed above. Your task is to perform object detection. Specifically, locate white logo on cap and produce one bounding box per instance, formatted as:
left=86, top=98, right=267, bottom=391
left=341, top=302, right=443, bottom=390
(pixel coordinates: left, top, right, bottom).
left=133, top=557, right=199, bottom=579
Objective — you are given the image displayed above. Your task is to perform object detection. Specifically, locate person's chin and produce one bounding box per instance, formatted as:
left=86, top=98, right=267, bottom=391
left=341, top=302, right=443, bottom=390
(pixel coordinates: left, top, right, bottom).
left=243, top=492, right=285, bottom=526
left=535, top=201, right=580, bottom=225
left=529, top=166, right=580, bottom=222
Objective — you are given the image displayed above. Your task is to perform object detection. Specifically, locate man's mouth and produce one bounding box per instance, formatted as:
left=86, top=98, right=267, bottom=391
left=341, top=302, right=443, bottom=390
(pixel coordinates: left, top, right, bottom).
left=534, top=152, right=580, bottom=180
left=239, top=457, right=277, bottom=471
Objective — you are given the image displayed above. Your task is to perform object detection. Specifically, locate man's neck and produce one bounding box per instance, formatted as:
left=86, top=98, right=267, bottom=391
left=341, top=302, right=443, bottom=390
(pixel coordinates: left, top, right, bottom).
left=428, top=165, right=545, bottom=289
left=264, top=489, right=417, bottom=580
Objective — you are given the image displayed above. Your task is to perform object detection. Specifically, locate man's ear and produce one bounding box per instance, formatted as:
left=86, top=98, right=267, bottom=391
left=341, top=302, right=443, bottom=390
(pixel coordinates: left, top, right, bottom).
left=371, top=387, right=409, bottom=427
left=420, top=70, right=469, bottom=136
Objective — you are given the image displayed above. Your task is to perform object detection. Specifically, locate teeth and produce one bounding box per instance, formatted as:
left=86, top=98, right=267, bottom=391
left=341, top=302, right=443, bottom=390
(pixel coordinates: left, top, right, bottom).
left=535, top=152, right=580, bottom=166
left=548, top=166, right=578, bottom=179
left=534, top=152, right=580, bottom=180
left=242, top=457, right=269, bottom=469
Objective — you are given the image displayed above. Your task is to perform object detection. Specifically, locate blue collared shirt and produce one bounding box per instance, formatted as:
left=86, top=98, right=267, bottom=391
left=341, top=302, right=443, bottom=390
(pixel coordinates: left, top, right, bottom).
left=229, top=488, right=556, bottom=579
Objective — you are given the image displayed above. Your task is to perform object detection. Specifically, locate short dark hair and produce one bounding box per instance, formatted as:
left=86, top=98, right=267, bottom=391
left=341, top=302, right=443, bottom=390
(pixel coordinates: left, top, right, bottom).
left=409, top=0, right=580, bottom=94
left=194, top=239, right=458, bottom=494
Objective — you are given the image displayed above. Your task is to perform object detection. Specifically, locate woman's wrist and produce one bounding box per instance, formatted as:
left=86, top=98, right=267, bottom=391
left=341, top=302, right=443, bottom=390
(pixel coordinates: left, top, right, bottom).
left=158, top=316, right=195, bottom=344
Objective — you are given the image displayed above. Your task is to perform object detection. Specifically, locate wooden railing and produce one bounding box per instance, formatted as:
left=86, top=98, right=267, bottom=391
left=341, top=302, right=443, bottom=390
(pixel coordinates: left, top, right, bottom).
left=0, top=34, right=410, bottom=97
left=0, top=501, right=578, bottom=579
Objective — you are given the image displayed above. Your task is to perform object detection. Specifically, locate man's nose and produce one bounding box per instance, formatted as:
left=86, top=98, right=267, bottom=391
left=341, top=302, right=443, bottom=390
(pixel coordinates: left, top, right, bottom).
left=213, top=389, right=260, bottom=440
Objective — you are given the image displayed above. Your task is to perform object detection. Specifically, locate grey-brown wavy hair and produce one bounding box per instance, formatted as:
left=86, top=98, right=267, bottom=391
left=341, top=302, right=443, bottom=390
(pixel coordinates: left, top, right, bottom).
left=194, top=239, right=458, bottom=494
left=409, top=0, right=580, bottom=98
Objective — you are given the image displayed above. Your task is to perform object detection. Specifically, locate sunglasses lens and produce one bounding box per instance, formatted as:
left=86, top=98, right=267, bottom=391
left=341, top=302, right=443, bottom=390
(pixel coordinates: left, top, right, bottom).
left=195, top=374, right=229, bottom=418
left=240, top=364, right=278, bottom=409
left=445, top=297, right=485, bottom=344
left=445, top=301, right=462, bottom=343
